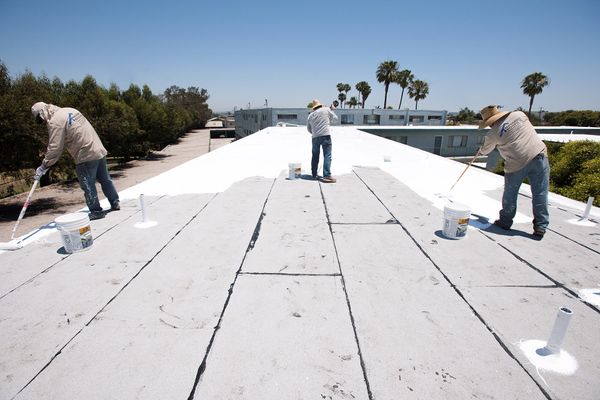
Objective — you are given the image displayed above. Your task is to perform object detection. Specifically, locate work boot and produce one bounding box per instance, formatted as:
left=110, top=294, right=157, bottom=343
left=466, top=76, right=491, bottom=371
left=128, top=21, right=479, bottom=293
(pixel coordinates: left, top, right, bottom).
left=493, top=219, right=511, bottom=230
left=321, top=176, right=336, bottom=183
left=89, top=211, right=105, bottom=221
left=533, top=227, right=546, bottom=238
left=111, top=200, right=120, bottom=211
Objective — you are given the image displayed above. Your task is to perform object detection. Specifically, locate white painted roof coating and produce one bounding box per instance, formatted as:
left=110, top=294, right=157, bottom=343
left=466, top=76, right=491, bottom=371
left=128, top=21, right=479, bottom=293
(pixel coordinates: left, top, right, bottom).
left=5, top=126, right=598, bottom=250
left=119, top=126, right=599, bottom=220
left=1, top=126, right=599, bottom=400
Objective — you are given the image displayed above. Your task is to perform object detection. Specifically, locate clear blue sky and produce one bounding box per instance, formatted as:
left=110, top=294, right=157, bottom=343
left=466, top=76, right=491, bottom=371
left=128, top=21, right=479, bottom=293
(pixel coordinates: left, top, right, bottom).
left=1, top=0, right=599, bottom=113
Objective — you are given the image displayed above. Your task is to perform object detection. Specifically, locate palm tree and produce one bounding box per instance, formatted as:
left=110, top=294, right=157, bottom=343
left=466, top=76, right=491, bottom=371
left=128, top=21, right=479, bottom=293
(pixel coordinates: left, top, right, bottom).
left=395, top=69, right=413, bottom=109
left=338, top=93, right=347, bottom=108
left=376, top=60, right=399, bottom=109
left=336, top=83, right=351, bottom=108
left=342, top=83, right=351, bottom=102
left=347, top=96, right=359, bottom=109
left=521, top=72, right=549, bottom=116
left=407, top=79, right=429, bottom=110
left=355, top=81, right=371, bottom=109
left=336, top=83, right=345, bottom=108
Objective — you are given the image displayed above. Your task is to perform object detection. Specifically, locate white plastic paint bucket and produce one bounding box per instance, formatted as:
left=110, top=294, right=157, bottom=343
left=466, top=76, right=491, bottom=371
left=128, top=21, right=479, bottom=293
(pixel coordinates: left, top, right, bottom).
left=55, top=212, right=93, bottom=253
left=442, top=202, right=471, bottom=239
left=288, top=163, right=301, bottom=179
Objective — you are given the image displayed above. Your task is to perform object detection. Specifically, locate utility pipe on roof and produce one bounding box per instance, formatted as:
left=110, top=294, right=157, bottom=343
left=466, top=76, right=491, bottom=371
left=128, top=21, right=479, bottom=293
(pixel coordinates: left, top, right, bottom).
left=545, top=307, right=573, bottom=354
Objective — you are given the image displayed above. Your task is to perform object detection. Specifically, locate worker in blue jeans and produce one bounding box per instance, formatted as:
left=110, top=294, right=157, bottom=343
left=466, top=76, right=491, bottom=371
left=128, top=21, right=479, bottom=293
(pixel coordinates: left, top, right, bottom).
left=478, top=105, right=549, bottom=238
left=307, top=99, right=337, bottom=183
left=31, top=102, right=120, bottom=220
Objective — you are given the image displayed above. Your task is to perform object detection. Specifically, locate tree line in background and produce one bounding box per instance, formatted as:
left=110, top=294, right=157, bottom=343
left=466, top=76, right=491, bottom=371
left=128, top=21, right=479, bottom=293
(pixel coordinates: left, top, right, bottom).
left=0, top=61, right=211, bottom=182
left=451, top=108, right=600, bottom=127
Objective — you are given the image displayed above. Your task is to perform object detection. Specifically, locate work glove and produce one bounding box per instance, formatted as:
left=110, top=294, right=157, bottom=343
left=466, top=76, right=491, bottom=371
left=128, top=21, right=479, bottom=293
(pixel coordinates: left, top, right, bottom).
left=34, top=165, right=48, bottom=181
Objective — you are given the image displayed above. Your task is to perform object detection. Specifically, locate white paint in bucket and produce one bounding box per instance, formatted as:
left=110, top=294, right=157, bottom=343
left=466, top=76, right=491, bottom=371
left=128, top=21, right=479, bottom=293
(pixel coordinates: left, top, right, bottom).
left=288, top=163, right=301, bottom=180
left=55, top=212, right=93, bottom=253
left=442, top=202, right=471, bottom=239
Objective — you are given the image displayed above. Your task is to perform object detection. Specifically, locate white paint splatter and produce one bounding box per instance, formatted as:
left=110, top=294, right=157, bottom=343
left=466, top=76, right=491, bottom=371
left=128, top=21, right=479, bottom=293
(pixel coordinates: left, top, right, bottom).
left=566, top=218, right=597, bottom=227
left=579, top=288, right=600, bottom=307
left=519, top=339, right=578, bottom=375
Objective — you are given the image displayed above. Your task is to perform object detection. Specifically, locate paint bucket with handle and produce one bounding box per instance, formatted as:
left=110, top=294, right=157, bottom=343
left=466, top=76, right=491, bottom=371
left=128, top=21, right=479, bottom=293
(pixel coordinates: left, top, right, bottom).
left=55, top=212, right=94, bottom=253
left=442, top=202, right=471, bottom=239
left=288, top=163, right=301, bottom=180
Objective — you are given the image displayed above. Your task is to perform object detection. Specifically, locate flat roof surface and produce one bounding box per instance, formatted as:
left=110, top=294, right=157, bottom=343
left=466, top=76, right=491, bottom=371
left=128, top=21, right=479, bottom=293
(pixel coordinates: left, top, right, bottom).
left=1, top=127, right=599, bottom=399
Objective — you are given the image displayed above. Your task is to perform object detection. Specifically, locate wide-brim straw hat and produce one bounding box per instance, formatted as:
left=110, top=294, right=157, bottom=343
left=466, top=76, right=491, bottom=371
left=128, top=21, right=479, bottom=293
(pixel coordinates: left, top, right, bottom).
left=479, top=105, right=510, bottom=129
left=311, top=99, right=323, bottom=110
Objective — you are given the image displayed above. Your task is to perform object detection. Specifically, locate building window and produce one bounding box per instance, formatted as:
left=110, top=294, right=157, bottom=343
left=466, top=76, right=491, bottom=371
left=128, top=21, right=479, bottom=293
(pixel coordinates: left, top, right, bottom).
left=262, top=114, right=266, bottom=121
left=277, top=114, right=298, bottom=120
left=449, top=135, right=467, bottom=147
left=409, top=116, right=425, bottom=123
left=341, top=114, right=354, bottom=125
left=398, top=136, right=408, bottom=144
left=477, top=135, right=486, bottom=144
left=364, top=114, right=380, bottom=125
left=428, top=115, right=442, bottom=121
left=389, top=115, right=405, bottom=120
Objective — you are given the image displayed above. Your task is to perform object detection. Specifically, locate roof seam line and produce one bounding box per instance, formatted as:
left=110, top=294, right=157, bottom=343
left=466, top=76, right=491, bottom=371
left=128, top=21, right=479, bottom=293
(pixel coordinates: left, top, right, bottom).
left=319, top=180, right=375, bottom=400
left=484, top=236, right=600, bottom=315
left=0, top=195, right=167, bottom=301
left=352, top=168, right=554, bottom=400
left=12, top=193, right=213, bottom=399
left=239, top=272, right=341, bottom=277
left=186, top=178, right=277, bottom=400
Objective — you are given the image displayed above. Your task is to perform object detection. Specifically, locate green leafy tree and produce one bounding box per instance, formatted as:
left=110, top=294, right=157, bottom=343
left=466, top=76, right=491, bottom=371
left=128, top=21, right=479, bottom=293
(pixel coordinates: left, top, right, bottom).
left=355, top=81, right=371, bottom=109
left=0, top=61, right=10, bottom=96
left=544, top=110, right=600, bottom=127
left=549, top=140, right=600, bottom=188
left=407, top=79, right=429, bottom=110
left=454, top=107, right=478, bottom=124
left=376, top=60, right=399, bottom=109
left=394, top=69, right=413, bottom=109
left=548, top=140, right=600, bottom=206
left=521, top=72, right=549, bottom=117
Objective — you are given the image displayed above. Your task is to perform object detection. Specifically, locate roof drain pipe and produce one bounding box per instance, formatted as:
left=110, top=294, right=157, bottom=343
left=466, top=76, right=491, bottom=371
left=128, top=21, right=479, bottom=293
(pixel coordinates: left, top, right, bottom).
left=518, top=306, right=578, bottom=375
left=544, top=307, right=573, bottom=355
left=580, top=196, right=594, bottom=221
left=134, top=193, right=157, bottom=229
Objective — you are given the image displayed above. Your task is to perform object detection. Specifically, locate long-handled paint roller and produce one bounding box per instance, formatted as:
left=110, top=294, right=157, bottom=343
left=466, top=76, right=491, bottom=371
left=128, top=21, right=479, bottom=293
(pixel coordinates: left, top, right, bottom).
left=448, top=148, right=481, bottom=192
left=434, top=149, right=481, bottom=200
left=0, top=179, right=39, bottom=251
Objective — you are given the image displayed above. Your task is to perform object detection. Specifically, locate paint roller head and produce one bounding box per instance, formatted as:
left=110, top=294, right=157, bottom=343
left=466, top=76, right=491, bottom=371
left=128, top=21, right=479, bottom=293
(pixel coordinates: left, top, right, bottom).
left=0, top=240, right=24, bottom=251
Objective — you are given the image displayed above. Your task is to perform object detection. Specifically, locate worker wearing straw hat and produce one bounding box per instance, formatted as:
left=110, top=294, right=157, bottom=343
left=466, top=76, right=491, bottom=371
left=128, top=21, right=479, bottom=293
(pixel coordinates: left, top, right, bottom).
left=307, top=99, right=338, bottom=183
left=478, top=105, right=549, bottom=238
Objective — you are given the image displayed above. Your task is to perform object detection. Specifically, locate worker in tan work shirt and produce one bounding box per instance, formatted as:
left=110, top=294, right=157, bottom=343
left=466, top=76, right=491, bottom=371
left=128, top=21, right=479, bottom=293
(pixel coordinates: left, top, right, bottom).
left=478, top=105, right=549, bottom=238
left=31, top=102, right=120, bottom=220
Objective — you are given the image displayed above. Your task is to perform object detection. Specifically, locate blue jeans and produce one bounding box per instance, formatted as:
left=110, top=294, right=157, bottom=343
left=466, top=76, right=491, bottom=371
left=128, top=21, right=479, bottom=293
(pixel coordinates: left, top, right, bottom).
left=498, top=153, right=550, bottom=230
left=311, top=135, right=332, bottom=177
left=75, top=157, right=119, bottom=213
